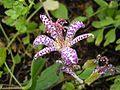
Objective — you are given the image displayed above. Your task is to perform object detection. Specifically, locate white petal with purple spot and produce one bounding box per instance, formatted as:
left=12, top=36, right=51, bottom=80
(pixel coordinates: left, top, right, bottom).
left=66, top=21, right=85, bottom=41
left=71, top=33, right=94, bottom=46
left=34, top=47, right=56, bottom=59
left=40, top=14, right=52, bottom=26
left=33, top=35, right=55, bottom=47
left=61, top=47, right=78, bottom=66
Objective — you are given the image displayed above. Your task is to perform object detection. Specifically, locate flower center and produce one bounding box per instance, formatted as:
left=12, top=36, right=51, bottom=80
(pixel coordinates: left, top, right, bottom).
left=54, top=37, right=71, bottom=51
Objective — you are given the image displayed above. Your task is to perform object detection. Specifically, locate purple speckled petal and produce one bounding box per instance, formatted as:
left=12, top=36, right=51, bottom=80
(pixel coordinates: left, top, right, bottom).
left=34, top=47, right=56, bottom=59
left=40, top=14, right=52, bottom=27
left=66, top=21, right=85, bottom=41
left=33, top=35, right=55, bottom=47
left=61, top=66, right=83, bottom=83
left=40, top=14, right=55, bottom=33
left=61, top=47, right=78, bottom=66
left=71, top=33, right=94, bottom=46
left=40, top=15, right=63, bottom=39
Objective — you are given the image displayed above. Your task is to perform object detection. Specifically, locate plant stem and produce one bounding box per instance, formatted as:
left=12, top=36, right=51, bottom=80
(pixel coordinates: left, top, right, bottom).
left=0, top=23, right=9, bottom=42
left=6, top=32, right=19, bottom=49
left=39, top=0, right=51, bottom=20
left=0, top=23, right=22, bottom=88
left=4, top=62, right=22, bottom=88
left=9, top=64, right=15, bottom=85
left=27, top=0, right=52, bottom=21
left=27, top=4, right=42, bottom=22
left=9, top=49, right=15, bottom=86
left=1, top=87, right=22, bottom=89
left=28, top=1, right=34, bottom=9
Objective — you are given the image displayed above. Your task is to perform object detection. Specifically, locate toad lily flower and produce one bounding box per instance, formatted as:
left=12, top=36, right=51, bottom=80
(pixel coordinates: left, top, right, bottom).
left=33, top=14, right=94, bottom=83
left=33, top=15, right=94, bottom=65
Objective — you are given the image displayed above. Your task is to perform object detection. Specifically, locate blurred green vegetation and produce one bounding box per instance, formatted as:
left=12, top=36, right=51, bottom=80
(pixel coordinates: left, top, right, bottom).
left=0, top=0, right=120, bottom=90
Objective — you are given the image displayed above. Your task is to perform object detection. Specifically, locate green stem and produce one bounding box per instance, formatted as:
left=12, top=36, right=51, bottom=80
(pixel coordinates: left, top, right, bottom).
left=1, top=87, right=22, bottom=89
left=0, top=23, right=9, bottom=42
left=6, top=32, right=19, bottom=49
left=9, top=49, right=15, bottom=85
left=0, top=23, right=22, bottom=88
left=28, top=1, right=34, bottom=9
left=4, top=62, right=22, bottom=88
left=27, top=4, right=42, bottom=22
left=9, top=64, right=15, bottom=85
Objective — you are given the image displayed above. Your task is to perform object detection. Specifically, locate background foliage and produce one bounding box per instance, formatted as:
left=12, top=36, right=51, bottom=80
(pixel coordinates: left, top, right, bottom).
left=0, top=0, right=120, bottom=90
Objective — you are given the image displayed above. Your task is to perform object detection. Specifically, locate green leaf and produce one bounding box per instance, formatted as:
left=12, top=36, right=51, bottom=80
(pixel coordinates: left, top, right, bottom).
left=2, top=0, right=15, bottom=8
left=82, top=60, right=96, bottom=69
left=22, top=34, right=30, bottom=45
left=31, top=57, right=46, bottom=79
left=87, top=30, right=99, bottom=43
left=22, top=79, right=32, bottom=90
left=116, top=39, right=120, bottom=44
left=43, top=0, right=59, bottom=11
left=15, top=17, right=37, bottom=33
left=35, top=63, right=64, bottom=90
left=2, top=17, right=15, bottom=26
left=72, top=16, right=87, bottom=22
left=115, top=15, right=120, bottom=20
left=106, top=8, right=116, bottom=17
left=30, top=57, right=46, bottom=89
left=115, top=44, right=120, bottom=51
left=51, top=3, right=68, bottom=19
left=5, top=9, right=18, bottom=20
left=92, top=17, right=114, bottom=28
left=104, top=28, right=116, bottom=47
left=15, top=18, right=27, bottom=33
left=0, top=48, right=6, bottom=67
left=92, top=21, right=101, bottom=28
left=5, top=1, right=29, bottom=20
left=23, top=58, right=45, bottom=90
left=27, top=21, right=38, bottom=33
left=88, top=30, right=104, bottom=45
left=5, top=2, right=28, bottom=20
left=85, top=72, right=101, bottom=85
left=34, top=3, right=42, bottom=9
left=79, top=68, right=94, bottom=80
left=14, top=53, right=21, bottom=64
left=37, top=45, right=43, bottom=51
left=109, top=1, right=118, bottom=9
left=62, top=82, right=75, bottom=90
left=114, top=19, right=120, bottom=28
left=95, top=28, right=104, bottom=46
left=94, top=0, right=108, bottom=7
left=97, top=8, right=107, bottom=20
left=110, top=75, right=120, bottom=90
left=85, top=6, right=94, bottom=18
left=13, top=1, right=28, bottom=16
left=39, top=23, right=45, bottom=32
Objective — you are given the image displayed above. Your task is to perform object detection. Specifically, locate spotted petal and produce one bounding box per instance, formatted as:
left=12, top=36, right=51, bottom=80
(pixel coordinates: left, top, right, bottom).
left=40, top=14, right=52, bottom=28
left=40, top=15, right=55, bottom=33
left=33, top=35, right=55, bottom=47
left=61, top=47, right=78, bottom=66
left=66, top=21, right=85, bottom=41
left=71, top=33, right=94, bottom=46
left=34, top=47, right=56, bottom=59
left=40, top=14, right=61, bottom=39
